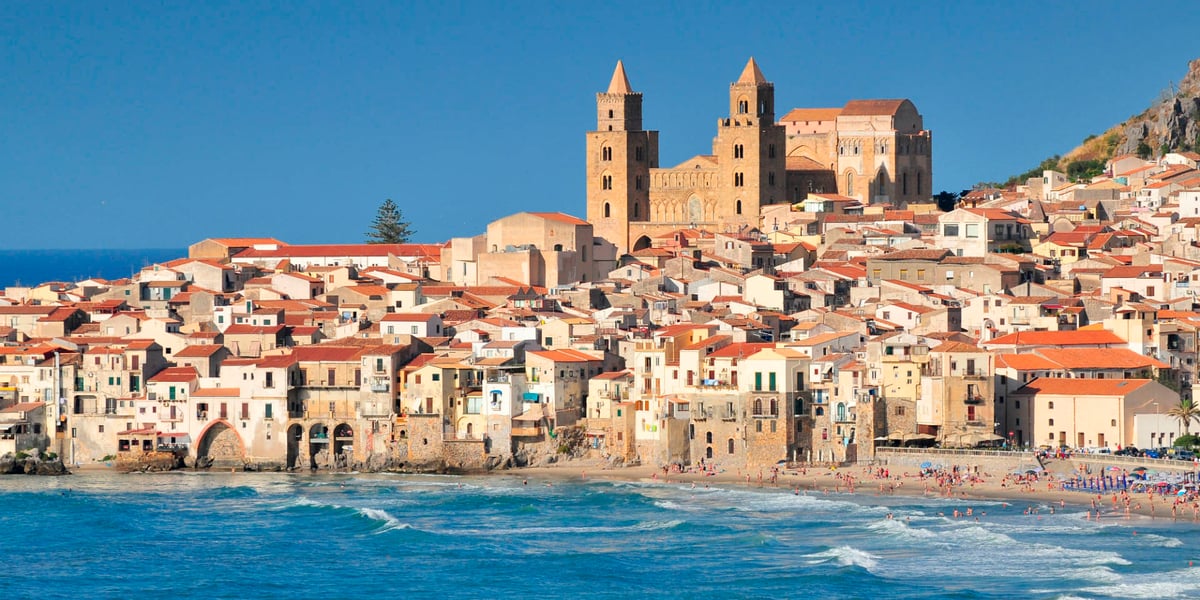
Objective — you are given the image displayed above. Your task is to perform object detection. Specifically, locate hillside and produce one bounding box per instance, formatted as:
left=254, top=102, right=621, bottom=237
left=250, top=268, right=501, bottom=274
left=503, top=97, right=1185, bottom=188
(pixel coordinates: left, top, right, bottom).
left=1002, top=58, right=1200, bottom=186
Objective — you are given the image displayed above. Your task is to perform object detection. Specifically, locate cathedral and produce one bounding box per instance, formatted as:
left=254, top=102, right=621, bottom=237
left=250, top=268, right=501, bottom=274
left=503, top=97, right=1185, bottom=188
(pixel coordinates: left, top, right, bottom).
left=585, top=58, right=933, bottom=256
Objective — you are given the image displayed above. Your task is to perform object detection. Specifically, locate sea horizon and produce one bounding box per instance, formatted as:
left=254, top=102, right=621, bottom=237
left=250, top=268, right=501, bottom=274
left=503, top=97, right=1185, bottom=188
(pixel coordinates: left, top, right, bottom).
left=0, top=248, right=186, bottom=288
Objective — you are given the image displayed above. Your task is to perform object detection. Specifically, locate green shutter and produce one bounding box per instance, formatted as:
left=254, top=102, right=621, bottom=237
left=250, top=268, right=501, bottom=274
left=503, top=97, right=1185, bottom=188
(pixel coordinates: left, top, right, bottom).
left=769, top=372, right=777, bottom=392
left=754, top=372, right=762, bottom=391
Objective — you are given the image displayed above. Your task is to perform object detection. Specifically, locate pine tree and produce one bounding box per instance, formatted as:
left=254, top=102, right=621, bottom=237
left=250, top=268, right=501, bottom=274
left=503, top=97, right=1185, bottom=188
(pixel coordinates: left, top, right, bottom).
left=365, top=199, right=414, bottom=244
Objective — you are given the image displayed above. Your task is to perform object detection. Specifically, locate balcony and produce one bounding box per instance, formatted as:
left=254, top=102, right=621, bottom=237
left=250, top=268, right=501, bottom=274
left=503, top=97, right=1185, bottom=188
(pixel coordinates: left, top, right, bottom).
left=370, top=378, right=390, bottom=393
left=964, top=395, right=985, bottom=405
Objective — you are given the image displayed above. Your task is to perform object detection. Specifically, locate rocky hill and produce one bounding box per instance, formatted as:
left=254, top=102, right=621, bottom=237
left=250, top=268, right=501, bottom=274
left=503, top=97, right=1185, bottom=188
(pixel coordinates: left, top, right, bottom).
left=1002, top=58, right=1200, bottom=186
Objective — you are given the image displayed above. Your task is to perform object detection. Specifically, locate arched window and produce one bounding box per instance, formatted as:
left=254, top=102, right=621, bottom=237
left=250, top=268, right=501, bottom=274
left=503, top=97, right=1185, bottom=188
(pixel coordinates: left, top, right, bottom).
left=845, top=173, right=854, bottom=197
left=553, top=244, right=563, bottom=251
left=602, top=175, right=612, bottom=190
left=770, top=398, right=778, bottom=416
left=603, top=202, right=611, bottom=218
left=736, top=200, right=742, bottom=215
left=836, top=402, right=846, bottom=421
left=728, top=438, right=735, bottom=454
left=608, top=109, right=613, bottom=118
left=602, top=146, right=612, bottom=161
left=737, top=99, right=748, bottom=114
left=815, top=407, right=824, bottom=416
left=734, top=144, right=744, bottom=159
left=706, top=431, right=713, bottom=444
left=706, top=446, right=713, bottom=459
left=753, top=398, right=762, bottom=415
left=466, top=423, right=473, bottom=437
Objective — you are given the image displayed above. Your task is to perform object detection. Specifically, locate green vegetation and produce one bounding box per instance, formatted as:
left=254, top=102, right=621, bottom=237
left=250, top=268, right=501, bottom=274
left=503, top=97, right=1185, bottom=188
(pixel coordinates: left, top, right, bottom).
left=1167, top=398, right=1200, bottom=437
left=14, top=451, right=28, bottom=460
left=1136, top=141, right=1153, bottom=159
left=1066, top=159, right=1105, bottom=182
left=1173, top=434, right=1199, bottom=448
left=934, top=190, right=958, bottom=212
left=44, top=452, right=57, bottom=461
left=1004, top=155, right=1062, bottom=187
left=365, top=199, right=415, bottom=244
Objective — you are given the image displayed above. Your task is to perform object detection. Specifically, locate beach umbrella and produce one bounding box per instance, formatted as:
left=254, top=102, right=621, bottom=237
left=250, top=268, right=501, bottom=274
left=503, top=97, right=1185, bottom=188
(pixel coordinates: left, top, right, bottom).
left=920, top=461, right=932, bottom=469
left=1132, top=466, right=1148, bottom=472
left=1107, top=466, right=1122, bottom=471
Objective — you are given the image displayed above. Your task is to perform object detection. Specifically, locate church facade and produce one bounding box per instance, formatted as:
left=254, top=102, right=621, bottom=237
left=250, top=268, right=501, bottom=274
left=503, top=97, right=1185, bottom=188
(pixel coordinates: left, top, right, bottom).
left=586, top=58, right=933, bottom=256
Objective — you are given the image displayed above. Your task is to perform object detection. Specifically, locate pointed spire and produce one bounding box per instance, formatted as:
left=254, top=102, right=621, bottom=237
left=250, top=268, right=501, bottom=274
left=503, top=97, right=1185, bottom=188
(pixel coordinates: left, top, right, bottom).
left=607, top=60, right=634, bottom=94
left=736, top=57, right=767, bottom=85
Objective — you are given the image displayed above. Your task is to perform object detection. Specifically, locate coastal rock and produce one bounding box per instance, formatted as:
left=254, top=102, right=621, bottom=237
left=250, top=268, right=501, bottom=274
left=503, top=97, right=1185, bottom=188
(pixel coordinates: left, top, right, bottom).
left=0, top=452, right=70, bottom=476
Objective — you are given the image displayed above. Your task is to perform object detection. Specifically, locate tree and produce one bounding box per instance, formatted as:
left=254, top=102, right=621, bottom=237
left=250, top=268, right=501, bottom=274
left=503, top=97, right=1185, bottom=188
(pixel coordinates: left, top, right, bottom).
left=1136, top=141, right=1152, bottom=160
left=1166, top=398, right=1200, bottom=438
left=934, top=190, right=958, bottom=212
left=365, top=199, right=414, bottom=244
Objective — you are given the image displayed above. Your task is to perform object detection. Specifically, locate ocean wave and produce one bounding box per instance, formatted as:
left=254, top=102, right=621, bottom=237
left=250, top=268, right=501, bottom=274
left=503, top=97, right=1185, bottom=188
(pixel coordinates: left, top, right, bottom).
left=804, top=546, right=879, bottom=571
left=864, top=518, right=936, bottom=539
left=1134, top=533, right=1184, bottom=548
left=437, top=519, right=685, bottom=537
left=357, top=507, right=412, bottom=533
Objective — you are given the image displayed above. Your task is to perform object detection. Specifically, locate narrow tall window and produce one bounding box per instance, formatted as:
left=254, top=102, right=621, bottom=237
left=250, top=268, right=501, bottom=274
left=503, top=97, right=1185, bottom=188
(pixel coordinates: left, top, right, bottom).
left=846, top=173, right=854, bottom=196
left=635, top=176, right=642, bottom=190
left=602, top=146, right=612, bottom=161
left=768, top=172, right=775, bottom=186
left=604, top=202, right=611, bottom=218
left=633, top=203, right=639, bottom=218
left=734, top=144, right=744, bottom=159
left=602, top=175, right=612, bottom=190
left=902, top=172, right=908, bottom=195
left=738, top=100, right=748, bottom=114
left=917, top=172, right=923, bottom=195
left=736, top=200, right=742, bottom=215
left=734, top=172, right=744, bottom=187
left=768, top=144, right=775, bottom=158
left=635, top=146, right=644, bottom=161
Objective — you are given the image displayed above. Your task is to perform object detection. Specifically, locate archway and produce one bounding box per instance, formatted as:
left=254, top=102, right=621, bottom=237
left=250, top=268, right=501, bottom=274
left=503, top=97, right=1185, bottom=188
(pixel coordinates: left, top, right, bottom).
left=308, top=423, right=329, bottom=468
left=632, top=236, right=652, bottom=252
left=196, top=421, right=245, bottom=468
left=286, top=424, right=303, bottom=469
left=333, top=423, right=354, bottom=457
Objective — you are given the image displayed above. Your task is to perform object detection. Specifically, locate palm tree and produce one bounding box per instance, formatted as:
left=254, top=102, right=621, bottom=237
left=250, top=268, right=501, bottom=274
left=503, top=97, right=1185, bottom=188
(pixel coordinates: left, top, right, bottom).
left=1166, top=398, right=1200, bottom=438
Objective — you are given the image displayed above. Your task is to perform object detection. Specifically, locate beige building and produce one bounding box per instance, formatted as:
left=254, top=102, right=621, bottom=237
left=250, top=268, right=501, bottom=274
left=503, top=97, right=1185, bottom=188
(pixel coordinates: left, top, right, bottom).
left=1012, top=378, right=1176, bottom=449
left=587, top=58, right=933, bottom=256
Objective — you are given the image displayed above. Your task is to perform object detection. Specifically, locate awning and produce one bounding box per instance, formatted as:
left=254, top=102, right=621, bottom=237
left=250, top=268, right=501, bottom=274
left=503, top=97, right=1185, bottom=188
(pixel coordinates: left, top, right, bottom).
left=0, top=423, right=15, bottom=432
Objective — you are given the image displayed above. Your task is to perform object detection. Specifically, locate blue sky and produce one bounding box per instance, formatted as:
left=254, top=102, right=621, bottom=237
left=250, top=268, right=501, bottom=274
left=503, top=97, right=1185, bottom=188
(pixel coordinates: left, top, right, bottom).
left=3, top=1, right=1199, bottom=249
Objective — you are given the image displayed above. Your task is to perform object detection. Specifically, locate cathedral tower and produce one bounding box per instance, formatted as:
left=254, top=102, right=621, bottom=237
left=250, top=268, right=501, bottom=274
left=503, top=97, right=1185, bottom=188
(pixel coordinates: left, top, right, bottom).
left=586, top=61, right=659, bottom=256
left=712, top=57, right=786, bottom=231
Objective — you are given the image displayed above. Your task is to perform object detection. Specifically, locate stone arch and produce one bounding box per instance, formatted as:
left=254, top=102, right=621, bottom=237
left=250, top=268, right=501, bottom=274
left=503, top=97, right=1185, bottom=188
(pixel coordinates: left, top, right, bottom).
left=632, top=236, right=652, bottom=252
left=333, top=423, right=354, bottom=457
left=308, top=423, right=329, bottom=468
left=842, top=169, right=857, bottom=197
left=286, top=424, right=303, bottom=469
left=195, top=420, right=245, bottom=468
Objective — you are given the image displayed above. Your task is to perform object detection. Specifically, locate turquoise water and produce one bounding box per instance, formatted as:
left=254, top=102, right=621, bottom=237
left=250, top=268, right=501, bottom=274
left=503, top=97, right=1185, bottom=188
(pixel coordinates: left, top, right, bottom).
left=3, top=473, right=1199, bottom=599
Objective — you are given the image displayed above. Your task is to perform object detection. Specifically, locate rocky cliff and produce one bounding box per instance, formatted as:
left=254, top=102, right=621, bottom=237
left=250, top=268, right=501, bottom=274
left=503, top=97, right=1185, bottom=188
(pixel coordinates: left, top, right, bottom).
left=1108, top=57, right=1200, bottom=158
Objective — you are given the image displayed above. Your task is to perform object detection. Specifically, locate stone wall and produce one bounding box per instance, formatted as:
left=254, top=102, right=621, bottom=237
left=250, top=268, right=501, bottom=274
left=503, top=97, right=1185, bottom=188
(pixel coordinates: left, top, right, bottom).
left=876, top=449, right=1033, bottom=474
left=443, top=439, right=486, bottom=470
left=406, top=414, right=444, bottom=465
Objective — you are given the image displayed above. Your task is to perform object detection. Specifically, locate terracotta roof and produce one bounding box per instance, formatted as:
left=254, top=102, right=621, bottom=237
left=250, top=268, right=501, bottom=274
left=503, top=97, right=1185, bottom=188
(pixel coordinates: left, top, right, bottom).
left=173, top=345, right=225, bottom=358
left=780, top=107, right=842, bottom=122
left=191, top=388, right=242, bottom=397
left=148, top=366, right=199, bottom=383
left=1035, top=348, right=1168, bottom=370
left=527, top=212, right=589, bottom=226
left=291, top=345, right=364, bottom=362
left=840, top=99, right=909, bottom=116
left=996, top=353, right=1061, bottom=370
left=986, top=330, right=1125, bottom=347
left=1014, top=377, right=1153, bottom=397
left=527, top=349, right=599, bottom=363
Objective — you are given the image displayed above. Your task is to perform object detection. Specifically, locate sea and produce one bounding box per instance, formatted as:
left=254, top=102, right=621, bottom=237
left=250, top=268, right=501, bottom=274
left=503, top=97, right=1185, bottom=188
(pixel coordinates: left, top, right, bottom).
left=0, top=249, right=186, bottom=288
left=2, top=473, right=1198, bottom=599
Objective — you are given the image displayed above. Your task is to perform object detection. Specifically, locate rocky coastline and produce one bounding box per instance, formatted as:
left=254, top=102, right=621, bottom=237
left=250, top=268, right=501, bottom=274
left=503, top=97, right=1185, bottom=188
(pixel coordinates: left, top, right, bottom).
left=0, top=449, right=70, bottom=476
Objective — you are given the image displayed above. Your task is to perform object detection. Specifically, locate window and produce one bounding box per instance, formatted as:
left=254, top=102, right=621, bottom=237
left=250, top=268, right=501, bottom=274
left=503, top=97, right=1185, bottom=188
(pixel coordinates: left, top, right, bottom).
left=768, top=372, right=776, bottom=391
left=635, top=176, right=642, bottom=190
left=706, top=432, right=713, bottom=444
left=734, top=172, right=744, bottom=187
left=466, top=396, right=482, bottom=414
left=602, top=175, right=612, bottom=190
left=603, top=202, right=611, bottom=218
left=964, top=223, right=980, bottom=238
left=846, top=173, right=854, bottom=196
left=736, top=200, right=742, bottom=215
left=768, top=172, right=775, bottom=186
left=265, top=403, right=273, bottom=419
left=737, top=99, right=748, bottom=114
left=943, top=223, right=959, bottom=237
left=728, top=438, right=735, bottom=454
left=431, top=373, right=440, bottom=382
left=768, top=144, right=775, bottom=159
left=635, top=146, right=644, bottom=161
left=734, top=144, right=744, bottom=159
left=1049, top=418, right=1054, bottom=426
left=1048, top=401, right=1054, bottom=409
left=241, top=403, right=249, bottom=420
left=896, top=406, right=905, bottom=416
left=601, top=146, right=612, bottom=161
left=756, top=420, right=763, bottom=432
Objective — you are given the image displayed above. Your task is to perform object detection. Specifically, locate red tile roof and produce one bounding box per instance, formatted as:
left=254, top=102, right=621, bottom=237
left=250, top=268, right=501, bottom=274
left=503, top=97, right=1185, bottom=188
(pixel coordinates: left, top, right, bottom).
left=149, top=366, right=199, bottom=383
left=1014, top=378, right=1153, bottom=396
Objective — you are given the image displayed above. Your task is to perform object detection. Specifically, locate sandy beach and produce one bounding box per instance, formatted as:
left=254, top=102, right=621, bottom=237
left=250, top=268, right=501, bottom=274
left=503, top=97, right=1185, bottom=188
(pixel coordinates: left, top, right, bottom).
left=504, top=457, right=1200, bottom=525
